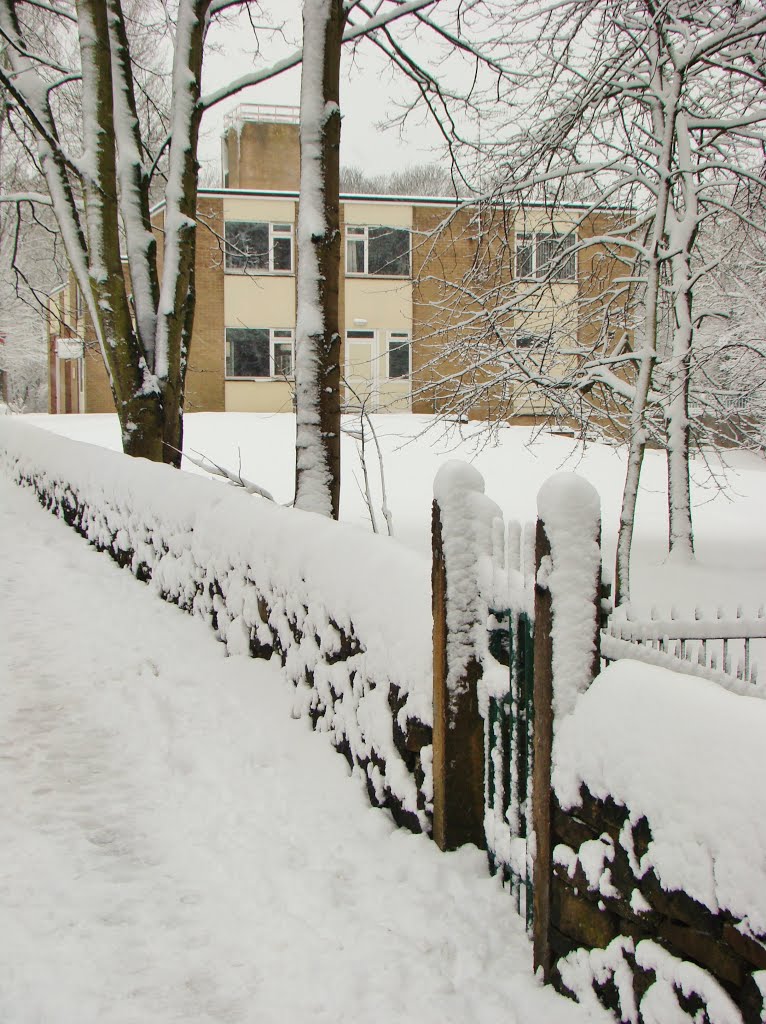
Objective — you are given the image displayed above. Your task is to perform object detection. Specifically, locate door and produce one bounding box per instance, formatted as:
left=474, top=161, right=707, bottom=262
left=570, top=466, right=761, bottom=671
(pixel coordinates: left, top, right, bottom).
left=61, top=358, right=82, bottom=414
left=344, top=329, right=377, bottom=411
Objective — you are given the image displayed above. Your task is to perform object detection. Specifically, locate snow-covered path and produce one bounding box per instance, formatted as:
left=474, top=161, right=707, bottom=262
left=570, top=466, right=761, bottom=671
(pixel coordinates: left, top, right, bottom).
left=0, top=475, right=603, bottom=1024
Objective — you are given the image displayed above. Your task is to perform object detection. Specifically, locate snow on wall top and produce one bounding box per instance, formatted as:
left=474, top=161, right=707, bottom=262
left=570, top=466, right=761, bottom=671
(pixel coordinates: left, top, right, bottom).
left=0, top=419, right=431, bottom=701
left=553, top=659, right=766, bottom=938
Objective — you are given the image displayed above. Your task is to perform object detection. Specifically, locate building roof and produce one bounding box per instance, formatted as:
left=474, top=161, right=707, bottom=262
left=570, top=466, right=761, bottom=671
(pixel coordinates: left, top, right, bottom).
left=149, top=187, right=603, bottom=217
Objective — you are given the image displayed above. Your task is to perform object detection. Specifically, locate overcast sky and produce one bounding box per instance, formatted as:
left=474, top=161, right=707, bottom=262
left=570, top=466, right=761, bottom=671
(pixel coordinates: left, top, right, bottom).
left=199, top=0, right=465, bottom=182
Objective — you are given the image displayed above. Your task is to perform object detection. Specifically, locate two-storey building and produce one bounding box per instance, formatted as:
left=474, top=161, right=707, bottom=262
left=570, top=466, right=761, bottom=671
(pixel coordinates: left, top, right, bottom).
left=48, top=104, right=623, bottom=422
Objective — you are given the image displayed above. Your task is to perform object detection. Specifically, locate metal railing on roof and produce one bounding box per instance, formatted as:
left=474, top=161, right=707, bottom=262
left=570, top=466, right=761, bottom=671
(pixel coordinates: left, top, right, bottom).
left=223, top=104, right=300, bottom=132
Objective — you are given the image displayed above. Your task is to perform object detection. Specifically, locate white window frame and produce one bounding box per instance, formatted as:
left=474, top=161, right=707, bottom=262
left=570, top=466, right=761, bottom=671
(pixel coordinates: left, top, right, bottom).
left=514, top=332, right=546, bottom=350
left=515, top=231, right=577, bottom=282
left=345, top=224, right=411, bottom=278
left=225, top=327, right=295, bottom=380
left=224, top=221, right=294, bottom=274
left=386, top=330, right=411, bottom=378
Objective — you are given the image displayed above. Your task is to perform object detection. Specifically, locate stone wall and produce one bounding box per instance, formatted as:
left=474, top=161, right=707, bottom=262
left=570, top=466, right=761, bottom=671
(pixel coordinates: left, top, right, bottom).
left=549, top=786, right=766, bottom=1023
left=1, top=420, right=433, bottom=836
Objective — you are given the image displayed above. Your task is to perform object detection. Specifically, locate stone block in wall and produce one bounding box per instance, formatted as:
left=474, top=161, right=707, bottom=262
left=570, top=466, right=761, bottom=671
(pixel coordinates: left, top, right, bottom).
left=722, top=925, right=766, bottom=971
left=638, top=868, right=722, bottom=938
left=553, top=804, right=599, bottom=850
left=573, top=786, right=629, bottom=844
left=553, top=842, right=661, bottom=936
left=658, top=919, right=745, bottom=988
left=739, top=971, right=766, bottom=1024
left=552, top=875, right=620, bottom=950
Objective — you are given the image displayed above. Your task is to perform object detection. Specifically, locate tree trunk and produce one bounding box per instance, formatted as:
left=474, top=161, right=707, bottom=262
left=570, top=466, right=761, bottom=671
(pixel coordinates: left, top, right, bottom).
left=664, top=112, right=697, bottom=562
left=76, top=0, right=169, bottom=462
left=664, top=255, right=695, bottom=561
left=615, top=60, right=681, bottom=606
left=294, top=0, right=345, bottom=518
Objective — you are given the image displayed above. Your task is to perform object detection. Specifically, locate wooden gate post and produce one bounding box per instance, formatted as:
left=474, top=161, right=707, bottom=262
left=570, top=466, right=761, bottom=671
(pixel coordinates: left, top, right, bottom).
left=431, top=497, right=486, bottom=852
left=532, top=516, right=554, bottom=980
left=532, top=475, right=602, bottom=981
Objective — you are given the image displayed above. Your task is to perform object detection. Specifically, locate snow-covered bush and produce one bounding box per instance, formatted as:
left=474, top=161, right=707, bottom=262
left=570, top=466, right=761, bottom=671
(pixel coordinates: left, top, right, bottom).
left=0, top=418, right=433, bottom=832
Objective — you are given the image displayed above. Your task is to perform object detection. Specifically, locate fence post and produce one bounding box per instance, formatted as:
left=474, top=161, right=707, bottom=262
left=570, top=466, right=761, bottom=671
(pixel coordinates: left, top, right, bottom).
left=532, top=474, right=602, bottom=981
left=532, top=517, right=554, bottom=979
left=431, top=470, right=491, bottom=852
left=430, top=460, right=501, bottom=851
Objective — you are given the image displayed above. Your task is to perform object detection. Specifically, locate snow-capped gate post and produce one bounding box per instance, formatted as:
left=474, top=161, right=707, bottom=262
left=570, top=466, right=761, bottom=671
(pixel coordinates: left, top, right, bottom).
left=432, top=461, right=505, bottom=852
left=532, top=474, right=602, bottom=981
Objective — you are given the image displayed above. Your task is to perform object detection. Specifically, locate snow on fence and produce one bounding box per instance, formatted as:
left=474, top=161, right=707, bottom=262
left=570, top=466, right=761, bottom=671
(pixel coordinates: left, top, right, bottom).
left=0, top=419, right=433, bottom=833
left=430, top=462, right=602, bottom=945
left=602, top=607, right=766, bottom=693
left=432, top=459, right=766, bottom=1024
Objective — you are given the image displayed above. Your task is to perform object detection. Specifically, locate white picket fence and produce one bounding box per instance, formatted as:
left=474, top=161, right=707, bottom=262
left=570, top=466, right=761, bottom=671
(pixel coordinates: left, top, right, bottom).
left=602, top=606, right=766, bottom=694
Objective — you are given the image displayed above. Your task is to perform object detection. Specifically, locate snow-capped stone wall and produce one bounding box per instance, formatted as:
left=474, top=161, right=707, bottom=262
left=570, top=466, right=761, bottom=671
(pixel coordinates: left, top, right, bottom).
left=0, top=419, right=433, bottom=833
left=549, top=661, right=766, bottom=1024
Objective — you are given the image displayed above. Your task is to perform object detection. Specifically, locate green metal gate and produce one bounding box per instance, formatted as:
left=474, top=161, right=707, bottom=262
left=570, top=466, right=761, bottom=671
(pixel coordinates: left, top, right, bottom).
left=486, top=607, right=534, bottom=931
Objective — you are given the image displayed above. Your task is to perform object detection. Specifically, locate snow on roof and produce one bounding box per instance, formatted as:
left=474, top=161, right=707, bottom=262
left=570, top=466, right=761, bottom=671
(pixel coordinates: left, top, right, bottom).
left=148, top=187, right=606, bottom=217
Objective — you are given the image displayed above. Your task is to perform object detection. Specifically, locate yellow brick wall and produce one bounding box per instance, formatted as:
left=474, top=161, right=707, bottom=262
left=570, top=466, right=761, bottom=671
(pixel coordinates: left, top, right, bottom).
left=411, top=203, right=629, bottom=424
left=225, top=122, right=300, bottom=192
left=186, top=196, right=225, bottom=412
left=78, top=198, right=226, bottom=415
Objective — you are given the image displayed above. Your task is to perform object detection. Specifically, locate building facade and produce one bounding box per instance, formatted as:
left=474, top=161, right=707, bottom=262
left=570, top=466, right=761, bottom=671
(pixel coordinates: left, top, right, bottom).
left=48, top=104, right=623, bottom=421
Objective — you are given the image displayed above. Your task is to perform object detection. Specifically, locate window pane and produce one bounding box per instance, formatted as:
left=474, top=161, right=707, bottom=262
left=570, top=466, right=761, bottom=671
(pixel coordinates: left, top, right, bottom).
left=368, top=227, right=410, bottom=276
left=558, top=233, right=576, bottom=280
left=272, top=236, right=292, bottom=272
left=515, top=235, right=534, bottom=279
left=536, top=234, right=558, bottom=277
left=226, top=328, right=269, bottom=377
left=536, top=233, right=576, bottom=279
left=346, top=237, right=365, bottom=273
left=388, top=339, right=410, bottom=378
left=273, top=341, right=293, bottom=377
left=225, top=222, right=269, bottom=271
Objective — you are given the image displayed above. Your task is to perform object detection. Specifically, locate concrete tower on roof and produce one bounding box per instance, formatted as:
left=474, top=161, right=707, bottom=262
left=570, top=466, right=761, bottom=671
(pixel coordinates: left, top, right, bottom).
left=221, top=104, right=301, bottom=191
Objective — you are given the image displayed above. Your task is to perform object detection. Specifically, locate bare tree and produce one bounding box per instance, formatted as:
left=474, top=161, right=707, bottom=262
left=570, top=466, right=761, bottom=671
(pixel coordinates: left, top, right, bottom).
left=419, top=0, right=766, bottom=603
left=692, top=210, right=766, bottom=452
left=0, top=65, right=62, bottom=411
left=293, top=0, right=346, bottom=518
left=340, top=162, right=462, bottom=197
left=0, top=0, right=217, bottom=463
left=294, top=0, right=514, bottom=517
left=0, top=0, right=440, bottom=472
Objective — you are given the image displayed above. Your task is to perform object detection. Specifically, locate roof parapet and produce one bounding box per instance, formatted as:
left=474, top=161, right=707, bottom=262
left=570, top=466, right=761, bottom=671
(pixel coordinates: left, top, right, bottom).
left=222, top=103, right=300, bottom=134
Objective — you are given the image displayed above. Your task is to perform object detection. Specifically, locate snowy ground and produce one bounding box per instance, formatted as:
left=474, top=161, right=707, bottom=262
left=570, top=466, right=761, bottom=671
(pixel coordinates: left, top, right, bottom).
left=23, top=411, right=766, bottom=616
left=0, top=472, right=608, bottom=1024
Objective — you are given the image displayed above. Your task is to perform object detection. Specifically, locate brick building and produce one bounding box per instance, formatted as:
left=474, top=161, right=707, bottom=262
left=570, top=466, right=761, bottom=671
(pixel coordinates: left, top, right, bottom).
left=48, top=104, right=623, bottom=420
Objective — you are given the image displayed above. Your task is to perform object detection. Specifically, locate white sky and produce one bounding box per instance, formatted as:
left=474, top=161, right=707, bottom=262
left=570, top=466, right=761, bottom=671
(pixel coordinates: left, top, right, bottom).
left=199, top=0, right=463, bottom=181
